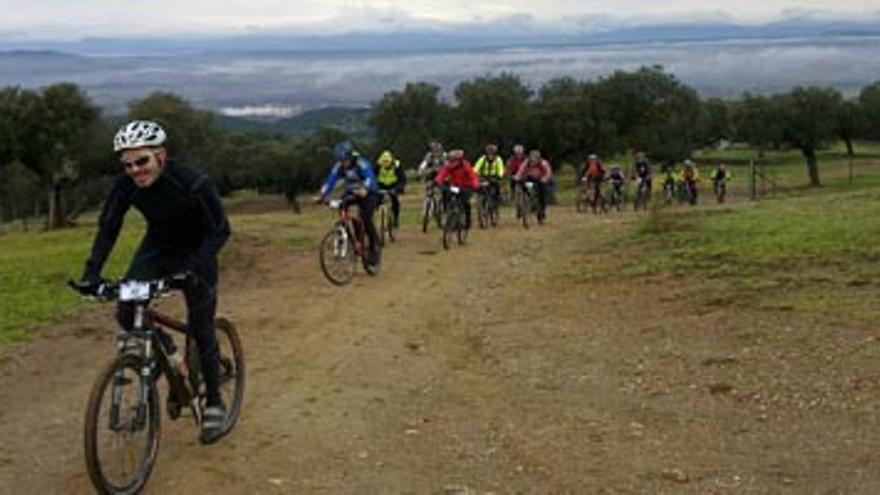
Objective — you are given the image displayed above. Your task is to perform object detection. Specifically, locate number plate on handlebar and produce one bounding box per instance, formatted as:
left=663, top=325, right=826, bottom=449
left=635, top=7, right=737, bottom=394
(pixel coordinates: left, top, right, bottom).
left=119, top=281, right=151, bottom=302
left=328, top=199, right=343, bottom=209
left=449, top=186, right=461, bottom=194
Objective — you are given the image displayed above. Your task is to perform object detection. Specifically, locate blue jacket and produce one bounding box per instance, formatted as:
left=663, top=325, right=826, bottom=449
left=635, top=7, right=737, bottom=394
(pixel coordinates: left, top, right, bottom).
left=320, top=156, right=378, bottom=197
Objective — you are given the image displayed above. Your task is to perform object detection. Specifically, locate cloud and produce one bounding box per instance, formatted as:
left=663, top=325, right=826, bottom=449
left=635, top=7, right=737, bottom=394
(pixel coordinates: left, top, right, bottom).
left=1, top=1, right=879, bottom=40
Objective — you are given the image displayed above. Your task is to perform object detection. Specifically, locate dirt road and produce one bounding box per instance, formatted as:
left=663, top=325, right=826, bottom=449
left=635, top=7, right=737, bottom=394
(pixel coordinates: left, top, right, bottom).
left=1, top=198, right=878, bottom=494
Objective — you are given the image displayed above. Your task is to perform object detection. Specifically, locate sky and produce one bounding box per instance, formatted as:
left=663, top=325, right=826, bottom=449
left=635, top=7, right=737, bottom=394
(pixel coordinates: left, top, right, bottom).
left=0, top=1, right=878, bottom=40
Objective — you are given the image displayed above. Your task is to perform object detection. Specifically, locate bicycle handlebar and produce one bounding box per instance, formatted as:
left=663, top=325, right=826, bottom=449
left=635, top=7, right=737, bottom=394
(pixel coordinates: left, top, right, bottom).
left=68, top=273, right=192, bottom=302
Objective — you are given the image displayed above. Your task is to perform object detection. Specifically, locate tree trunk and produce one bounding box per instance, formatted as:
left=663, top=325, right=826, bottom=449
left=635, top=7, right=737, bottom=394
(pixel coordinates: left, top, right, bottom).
left=46, top=183, right=67, bottom=230
left=842, top=134, right=855, bottom=157
left=803, top=148, right=820, bottom=187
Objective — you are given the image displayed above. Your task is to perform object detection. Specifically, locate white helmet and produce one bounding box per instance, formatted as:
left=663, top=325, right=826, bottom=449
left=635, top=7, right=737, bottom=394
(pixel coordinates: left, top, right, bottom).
left=113, top=120, right=167, bottom=152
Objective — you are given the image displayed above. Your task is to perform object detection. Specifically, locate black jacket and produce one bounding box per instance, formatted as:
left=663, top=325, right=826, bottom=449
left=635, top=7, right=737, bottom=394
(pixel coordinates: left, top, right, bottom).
left=84, top=160, right=230, bottom=278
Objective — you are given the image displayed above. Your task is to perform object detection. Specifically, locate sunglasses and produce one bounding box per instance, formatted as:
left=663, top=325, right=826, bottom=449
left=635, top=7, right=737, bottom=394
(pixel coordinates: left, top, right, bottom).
left=121, top=155, right=153, bottom=170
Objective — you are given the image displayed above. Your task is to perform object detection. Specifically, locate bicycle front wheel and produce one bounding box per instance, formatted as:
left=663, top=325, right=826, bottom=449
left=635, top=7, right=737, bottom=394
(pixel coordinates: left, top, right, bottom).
left=378, top=206, right=387, bottom=247
left=319, top=225, right=357, bottom=285
left=442, top=210, right=456, bottom=250
left=85, top=353, right=160, bottom=495
left=520, top=194, right=531, bottom=229
left=421, top=197, right=433, bottom=233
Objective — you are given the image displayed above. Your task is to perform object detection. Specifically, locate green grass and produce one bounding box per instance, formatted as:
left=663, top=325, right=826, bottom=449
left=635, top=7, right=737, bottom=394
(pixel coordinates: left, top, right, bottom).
left=616, top=186, right=880, bottom=318
left=0, top=216, right=143, bottom=344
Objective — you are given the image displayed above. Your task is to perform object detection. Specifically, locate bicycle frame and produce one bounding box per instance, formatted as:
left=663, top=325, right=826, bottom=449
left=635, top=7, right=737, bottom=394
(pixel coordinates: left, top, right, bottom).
left=332, top=200, right=367, bottom=258
left=110, top=300, right=202, bottom=429
left=148, top=310, right=203, bottom=419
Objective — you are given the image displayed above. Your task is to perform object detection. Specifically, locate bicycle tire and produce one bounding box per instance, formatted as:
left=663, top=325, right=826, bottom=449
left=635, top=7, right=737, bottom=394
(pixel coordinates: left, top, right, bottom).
left=421, top=197, right=433, bottom=233
left=378, top=207, right=387, bottom=247
left=85, top=353, right=160, bottom=495
left=319, top=225, right=356, bottom=286
left=520, top=195, right=530, bottom=229
left=212, top=318, right=245, bottom=440
left=442, top=202, right=459, bottom=250
left=442, top=215, right=454, bottom=250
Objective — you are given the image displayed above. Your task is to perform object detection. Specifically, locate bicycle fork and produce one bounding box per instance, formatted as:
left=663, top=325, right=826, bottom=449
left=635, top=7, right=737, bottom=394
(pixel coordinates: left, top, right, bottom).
left=335, top=224, right=352, bottom=258
left=108, top=304, right=152, bottom=432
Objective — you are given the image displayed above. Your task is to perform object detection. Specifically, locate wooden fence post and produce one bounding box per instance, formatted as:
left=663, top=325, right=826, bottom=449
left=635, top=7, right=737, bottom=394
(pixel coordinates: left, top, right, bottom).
left=749, top=158, right=756, bottom=200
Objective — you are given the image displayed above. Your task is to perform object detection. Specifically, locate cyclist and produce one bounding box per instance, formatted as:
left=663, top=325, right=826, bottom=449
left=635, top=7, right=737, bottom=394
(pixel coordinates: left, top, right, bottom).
left=433, top=149, right=480, bottom=229
left=77, top=120, right=231, bottom=444
left=580, top=153, right=606, bottom=202
left=660, top=161, right=677, bottom=201
left=710, top=162, right=731, bottom=199
left=473, top=143, right=505, bottom=207
left=316, top=140, right=381, bottom=265
left=514, top=150, right=554, bottom=221
left=607, top=164, right=626, bottom=202
left=375, top=150, right=406, bottom=228
left=418, top=140, right=447, bottom=181
left=681, top=159, right=700, bottom=204
left=506, top=144, right=527, bottom=206
left=632, top=151, right=653, bottom=197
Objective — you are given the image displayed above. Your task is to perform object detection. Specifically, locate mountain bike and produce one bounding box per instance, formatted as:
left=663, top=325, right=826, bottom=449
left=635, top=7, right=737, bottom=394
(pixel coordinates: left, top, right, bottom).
left=586, top=178, right=608, bottom=214
left=377, top=189, right=398, bottom=246
left=421, top=182, right=444, bottom=234
left=633, top=177, right=651, bottom=212
left=69, top=275, right=245, bottom=495
left=607, top=181, right=624, bottom=212
left=680, top=179, right=698, bottom=205
left=442, top=186, right=469, bottom=250
left=517, top=180, right=544, bottom=229
left=319, top=196, right=380, bottom=285
left=476, top=180, right=500, bottom=229
left=662, top=176, right=676, bottom=205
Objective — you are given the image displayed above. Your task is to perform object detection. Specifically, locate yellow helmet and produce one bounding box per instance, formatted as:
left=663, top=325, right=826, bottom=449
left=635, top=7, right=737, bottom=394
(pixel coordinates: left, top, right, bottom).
left=378, top=150, right=394, bottom=167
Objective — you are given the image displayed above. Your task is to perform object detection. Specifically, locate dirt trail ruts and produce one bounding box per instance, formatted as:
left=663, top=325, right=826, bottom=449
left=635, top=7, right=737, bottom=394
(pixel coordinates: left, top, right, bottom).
left=1, top=200, right=879, bottom=494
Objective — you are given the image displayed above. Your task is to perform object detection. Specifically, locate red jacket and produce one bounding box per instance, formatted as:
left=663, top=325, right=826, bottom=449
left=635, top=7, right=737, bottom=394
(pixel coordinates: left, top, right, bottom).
left=434, top=160, right=480, bottom=190
left=506, top=155, right=527, bottom=177
left=515, top=159, right=553, bottom=183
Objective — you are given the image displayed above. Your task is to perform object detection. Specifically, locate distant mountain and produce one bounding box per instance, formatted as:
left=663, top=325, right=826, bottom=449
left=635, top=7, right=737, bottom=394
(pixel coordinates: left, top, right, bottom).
left=218, top=107, right=372, bottom=138
left=2, top=19, right=879, bottom=56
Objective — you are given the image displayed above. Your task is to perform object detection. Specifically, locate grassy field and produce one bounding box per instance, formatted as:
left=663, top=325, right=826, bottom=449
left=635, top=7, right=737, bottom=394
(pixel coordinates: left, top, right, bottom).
left=2, top=143, right=879, bottom=344
left=0, top=216, right=143, bottom=344
left=611, top=185, right=880, bottom=320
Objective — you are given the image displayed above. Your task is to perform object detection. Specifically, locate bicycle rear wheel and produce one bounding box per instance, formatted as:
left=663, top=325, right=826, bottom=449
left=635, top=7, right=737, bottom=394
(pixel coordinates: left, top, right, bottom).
left=85, top=353, right=160, bottom=495
left=319, top=225, right=357, bottom=285
left=213, top=318, right=245, bottom=440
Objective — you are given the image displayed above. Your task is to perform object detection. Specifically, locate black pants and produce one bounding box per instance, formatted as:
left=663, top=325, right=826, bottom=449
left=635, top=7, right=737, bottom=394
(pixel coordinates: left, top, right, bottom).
left=345, top=192, right=380, bottom=252
left=378, top=186, right=401, bottom=225
left=117, top=238, right=223, bottom=406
